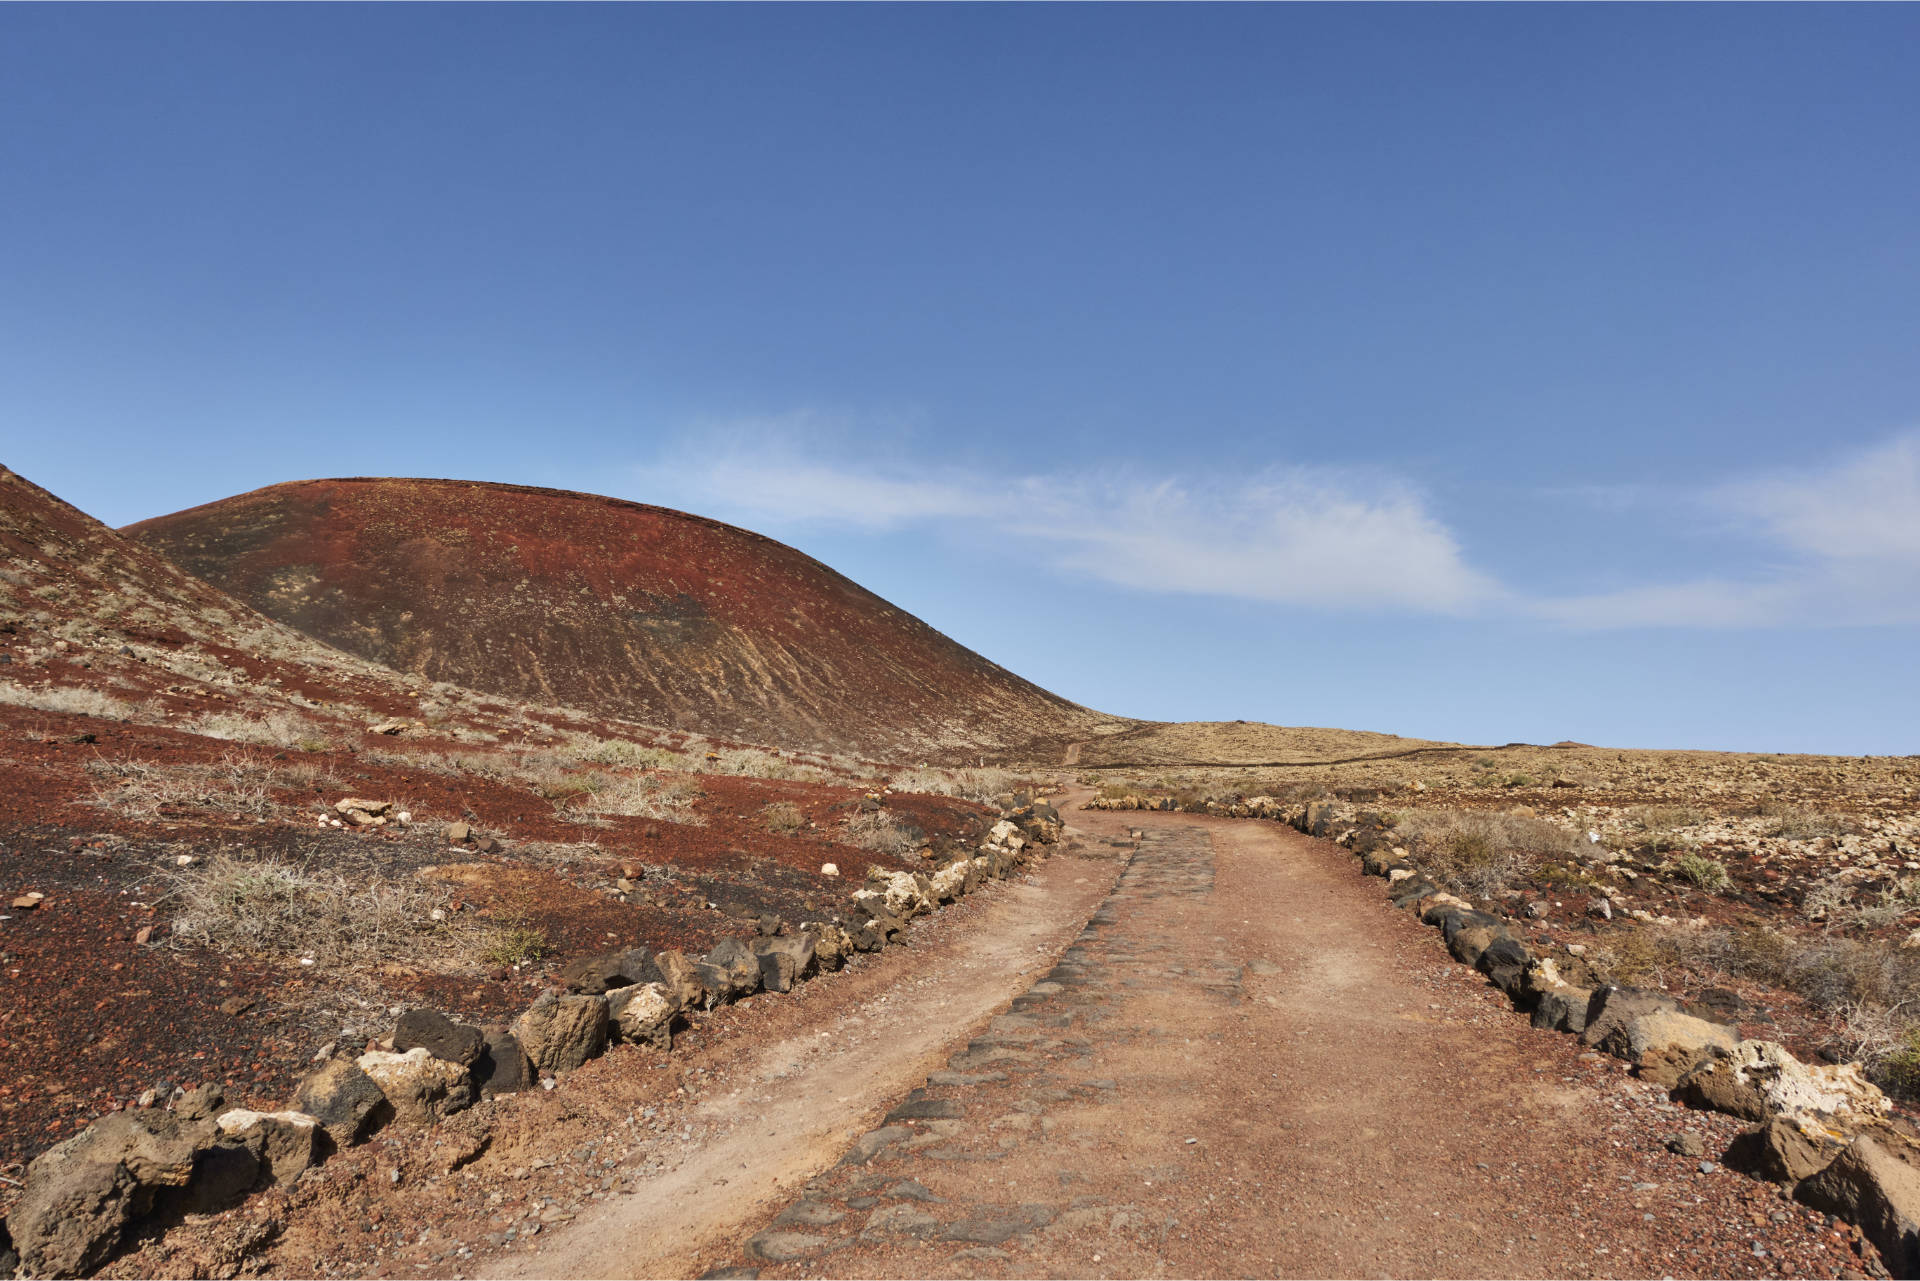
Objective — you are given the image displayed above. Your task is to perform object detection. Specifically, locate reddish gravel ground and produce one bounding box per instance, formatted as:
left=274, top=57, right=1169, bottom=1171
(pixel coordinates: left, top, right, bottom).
left=0, top=698, right=992, bottom=1190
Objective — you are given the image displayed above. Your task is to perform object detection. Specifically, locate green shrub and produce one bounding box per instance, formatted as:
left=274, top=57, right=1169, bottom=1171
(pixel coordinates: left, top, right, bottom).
left=1671, top=854, right=1731, bottom=892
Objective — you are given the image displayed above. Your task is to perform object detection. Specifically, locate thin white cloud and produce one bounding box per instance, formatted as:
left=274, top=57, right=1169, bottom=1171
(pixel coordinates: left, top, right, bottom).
left=1537, top=431, right=1920, bottom=628
left=635, top=437, right=1503, bottom=616
left=634, top=420, right=1920, bottom=629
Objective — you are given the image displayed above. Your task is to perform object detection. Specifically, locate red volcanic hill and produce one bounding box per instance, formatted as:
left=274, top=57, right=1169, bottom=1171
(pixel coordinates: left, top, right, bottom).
left=127, top=478, right=1125, bottom=760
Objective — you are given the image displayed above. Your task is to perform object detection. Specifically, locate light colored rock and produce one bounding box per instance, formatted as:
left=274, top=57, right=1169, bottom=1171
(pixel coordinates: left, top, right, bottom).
left=930, top=860, right=969, bottom=901
left=1674, top=1039, right=1891, bottom=1127
left=820, top=862, right=839, bottom=877
left=335, top=797, right=391, bottom=816
left=985, top=819, right=1027, bottom=851
left=867, top=870, right=930, bottom=918
left=608, top=982, right=676, bottom=1049
left=355, top=1047, right=475, bottom=1125
left=214, top=1109, right=321, bottom=1183
left=511, top=992, right=609, bottom=1074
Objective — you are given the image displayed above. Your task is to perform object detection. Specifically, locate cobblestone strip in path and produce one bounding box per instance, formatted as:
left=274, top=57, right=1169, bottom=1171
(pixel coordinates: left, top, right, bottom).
left=700, top=826, right=1233, bottom=1279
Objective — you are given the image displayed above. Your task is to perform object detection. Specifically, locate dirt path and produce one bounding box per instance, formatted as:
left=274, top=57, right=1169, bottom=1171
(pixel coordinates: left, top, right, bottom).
left=681, top=800, right=1859, bottom=1280
left=490, top=838, right=1129, bottom=1280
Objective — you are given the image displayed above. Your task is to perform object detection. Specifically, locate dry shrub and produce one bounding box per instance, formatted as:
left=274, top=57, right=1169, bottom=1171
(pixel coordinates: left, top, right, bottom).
left=88, top=753, right=282, bottom=820
left=890, top=765, right=1022, bottom=804
left=761, top=801, right=807, bottom=835
left=1393, top=809, right=1583, bottom=898
left=165, top=853, right=469, bottom=967
left=0, top=681, right=136, bottom=719
left=1766, top=808, right=1858, bottom=840
left=1589, top=929, right=1677, bottom=987
left=577, top=772, right=705, bottom=825
left=561, top=734, right=688, bottom=771
left=191, top=708, right=321, bottom=748
left=843, top=809, right=923, bottom=857
left=696, top=746, right=829, bottom=782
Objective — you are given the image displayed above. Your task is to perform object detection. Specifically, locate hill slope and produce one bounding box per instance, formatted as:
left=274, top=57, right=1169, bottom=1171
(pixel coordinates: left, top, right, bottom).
left=128, top=477, right=1126, bottom=760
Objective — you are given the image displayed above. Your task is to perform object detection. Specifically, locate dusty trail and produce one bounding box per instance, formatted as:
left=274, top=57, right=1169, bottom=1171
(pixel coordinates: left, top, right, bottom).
left=490, top=839, right=1126, bottom=1281
left=683, top=798, right=1846, bottom=1280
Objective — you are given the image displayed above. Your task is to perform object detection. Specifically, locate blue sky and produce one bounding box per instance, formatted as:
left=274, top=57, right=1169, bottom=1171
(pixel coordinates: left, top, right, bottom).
left=4, top=5, right=1917, bottom=755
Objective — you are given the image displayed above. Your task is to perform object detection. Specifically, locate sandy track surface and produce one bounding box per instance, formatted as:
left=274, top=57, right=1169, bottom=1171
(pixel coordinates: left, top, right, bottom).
left=490, top=840, right=1128, bottom=1280
left=680, top=800, right=1867, bottom=1280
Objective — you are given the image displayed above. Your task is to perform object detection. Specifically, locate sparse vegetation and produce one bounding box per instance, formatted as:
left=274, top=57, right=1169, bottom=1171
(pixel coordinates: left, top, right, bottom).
left=1390, top=809, right=1584, bottom=899
left=0, top=680, right=136, bottom=719
left=890, top=765, right=1024, bottom=803
left=1766, top=808, right=1857, bottom=841
left=842, top=808, right=923, bottom=857
left=165, top=852, right=466, bottom=966
left=760, top=801, right=807, bottom=834
left=1670, top=853, right=1731, bottom=892
left=576, top=771, right=705, bottom=825
left=191, top=707, right=320, bottom=748
left=87, top=753, right=282, bottom=820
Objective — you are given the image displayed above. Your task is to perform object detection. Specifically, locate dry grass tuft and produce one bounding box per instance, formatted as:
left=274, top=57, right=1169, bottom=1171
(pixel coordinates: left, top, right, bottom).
left=164, top=853, right=471, bottom=967
left=576, top=772, right=705, bottom=825
left=761, top=801, right=807, bottom=835
left=87, top=753, right=283, bottom=820
left=0, top=681, right=137, bottom=719
left=842, top=809, right=923, bottom=857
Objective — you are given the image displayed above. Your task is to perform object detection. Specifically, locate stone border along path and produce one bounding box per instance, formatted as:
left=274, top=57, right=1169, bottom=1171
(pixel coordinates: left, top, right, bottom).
left=694, top=803, right=1894, bottom=1280
left=0, top=802, right=1070, bottom=1280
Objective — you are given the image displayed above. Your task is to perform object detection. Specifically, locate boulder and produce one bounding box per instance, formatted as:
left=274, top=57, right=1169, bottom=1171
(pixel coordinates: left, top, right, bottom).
left=850, top=890, right=907, bottom=940
left=649, top=949, right=707, bottom=1010
left=356, top=1048, right=475, bottom=1125
left=1724, top=1115, right=1850, bottom=1184
left=1531, top=984, right=1596, bottom=1034
left=985, top=820, right=1027, bottom=853
left=808, top=923, right=852, bottom=972
left=750, top=933, right=817, bottom=994
left=475, top=1027, right=531, bottom=1095
left=1475, top=936, right=1533, bottom=992
left=866, top=869, right=931, bottom=919
left=1672, top=1040, right=1891, bottom=1127
left=929, top=860, right=970, bottom=902
left=511, top=992, right=609, bottom=1074
left=1578, top=987, right=1678, bottom=1052
left=1447, top=924, right=1504, bottom=969
left=695, top=936, right=763, bottom=1007
left=290, top=1058, right=392, bottom=1148
left=1796, top=1137, right=1920, bottom=1277
left=214, top=1109, right=322, bottom=1184
left=4, top=1110, right=212, bottom=1278
left=558, top=948, right=658, bottom=995
left=392, top=1008, right=484, bottom=1067
left=174, top=1082, right=227, bottom=1122
left=608, top=982, right=677, bottom=1049
left=1359, top=849, right=1394, bottom=877
left=1610, top=1010, right=1738, bottom=1087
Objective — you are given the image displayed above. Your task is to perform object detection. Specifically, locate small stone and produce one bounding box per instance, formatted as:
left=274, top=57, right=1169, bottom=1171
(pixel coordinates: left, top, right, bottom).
left=1668, top=1133, right=1708, bottom=1158
left=446, top=821, right=471, bottom=845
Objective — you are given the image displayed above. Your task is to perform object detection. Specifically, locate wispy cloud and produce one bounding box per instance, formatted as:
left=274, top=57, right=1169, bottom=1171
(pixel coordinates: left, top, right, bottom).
left=633, top=420, right=1920, bottom=629
left=1537, top=431, right=1920, bottom=628
left=634, top=430, right=1503, bottom=615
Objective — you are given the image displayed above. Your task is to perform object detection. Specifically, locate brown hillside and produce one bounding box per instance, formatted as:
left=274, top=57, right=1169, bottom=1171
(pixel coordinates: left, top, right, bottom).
left=127, top=477, right=1127, bottom=760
